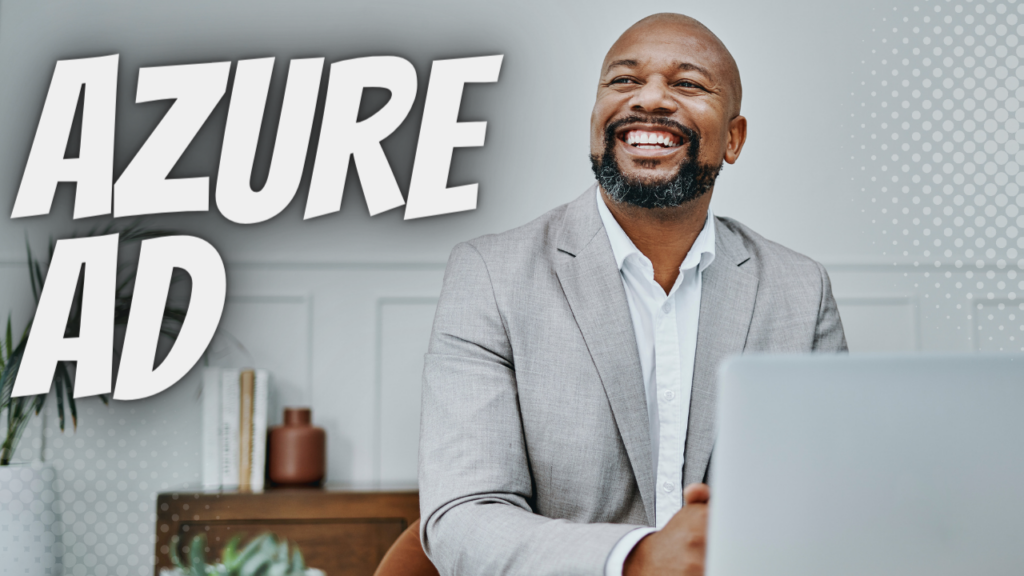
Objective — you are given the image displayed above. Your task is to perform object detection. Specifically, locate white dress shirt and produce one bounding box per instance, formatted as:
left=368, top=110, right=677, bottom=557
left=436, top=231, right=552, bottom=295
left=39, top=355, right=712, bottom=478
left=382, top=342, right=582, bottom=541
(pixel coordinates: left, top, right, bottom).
left=596, top=188, right=717, bottom=575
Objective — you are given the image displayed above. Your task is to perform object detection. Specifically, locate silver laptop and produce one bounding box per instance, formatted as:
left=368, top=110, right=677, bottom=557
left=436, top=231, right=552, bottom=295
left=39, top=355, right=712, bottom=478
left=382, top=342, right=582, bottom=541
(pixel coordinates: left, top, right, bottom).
left=706, top=354, right=1024, bottom=576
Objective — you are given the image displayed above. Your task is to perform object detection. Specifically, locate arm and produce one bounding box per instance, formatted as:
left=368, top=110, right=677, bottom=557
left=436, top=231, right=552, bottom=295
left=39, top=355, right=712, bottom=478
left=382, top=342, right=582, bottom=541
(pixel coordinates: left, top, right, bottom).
left=812, top=261, right=848, bottom=352
left=419, top=242, right=640, bottom=575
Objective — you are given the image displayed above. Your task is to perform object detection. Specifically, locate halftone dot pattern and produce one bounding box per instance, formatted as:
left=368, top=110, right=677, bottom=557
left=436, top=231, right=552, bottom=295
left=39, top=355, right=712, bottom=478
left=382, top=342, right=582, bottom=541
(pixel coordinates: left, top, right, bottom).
left=861, top=0, right=1024, bottom=350
left=0, top=462, right=58, bottom=575
left=8, top=397, right=202, bottom=575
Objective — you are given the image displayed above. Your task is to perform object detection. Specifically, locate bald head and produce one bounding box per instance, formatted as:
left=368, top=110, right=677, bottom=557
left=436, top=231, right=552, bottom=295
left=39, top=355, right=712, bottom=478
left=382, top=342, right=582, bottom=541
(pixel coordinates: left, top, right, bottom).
left=602, top=13, right=742, bottom=117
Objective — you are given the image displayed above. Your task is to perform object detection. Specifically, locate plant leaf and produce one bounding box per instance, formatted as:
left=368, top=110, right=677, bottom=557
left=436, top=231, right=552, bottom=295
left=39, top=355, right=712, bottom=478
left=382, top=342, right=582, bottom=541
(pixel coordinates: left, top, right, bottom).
left=240, top=552, right=271, bottom=576
left=25, top=236, right=38, bottom=302
left=5, top=314, right=12, bottom=364
left=1, top=398, right=34, bottom=465
left=0, top=337, right=27, bottom=414
left=290, top=548, right=306, bottom=573
left=58, top=362, right=77, bottom=430
left=188, top=534, right=207, bottom=576
left=32, top=260, right=46, bottom=302
left=220, top=535, right=243, bottom=567
left=232, top=534, right=267, bottom=570
left=169, top=535, right=186, bottom=570
left=277, top=539, right=288, bottom=563
left=54, top=366, right=65, bottom=432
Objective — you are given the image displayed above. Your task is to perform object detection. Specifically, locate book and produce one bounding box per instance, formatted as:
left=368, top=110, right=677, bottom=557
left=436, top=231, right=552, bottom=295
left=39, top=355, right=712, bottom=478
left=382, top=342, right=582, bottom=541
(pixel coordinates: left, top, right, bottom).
left=238, top=369, right=255, bottom=492
left=220, top=368, right=241, bottom=490
left=250, top=369, right=270, bottom=492
left=199, top=367, right=271, bottom=492
left=201, top=368, right=222, bottom=490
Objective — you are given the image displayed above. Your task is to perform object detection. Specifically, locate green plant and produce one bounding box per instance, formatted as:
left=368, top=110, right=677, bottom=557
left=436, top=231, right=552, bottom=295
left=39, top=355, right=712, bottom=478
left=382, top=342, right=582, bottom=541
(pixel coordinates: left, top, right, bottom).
left=170, top=533, right=312, bottom=576
left=0, top=224, right=187, bottom=465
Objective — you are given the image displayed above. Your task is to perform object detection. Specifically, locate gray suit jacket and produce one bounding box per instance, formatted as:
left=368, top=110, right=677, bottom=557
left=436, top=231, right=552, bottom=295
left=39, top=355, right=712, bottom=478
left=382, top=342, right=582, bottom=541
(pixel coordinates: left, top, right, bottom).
left=418, top=185, right=847, bottom=575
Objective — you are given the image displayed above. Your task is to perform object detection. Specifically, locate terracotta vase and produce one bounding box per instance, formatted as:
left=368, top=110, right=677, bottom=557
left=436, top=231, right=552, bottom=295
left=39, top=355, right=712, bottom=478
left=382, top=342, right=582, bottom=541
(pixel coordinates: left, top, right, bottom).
left=268, top=408, right=326, bottom=486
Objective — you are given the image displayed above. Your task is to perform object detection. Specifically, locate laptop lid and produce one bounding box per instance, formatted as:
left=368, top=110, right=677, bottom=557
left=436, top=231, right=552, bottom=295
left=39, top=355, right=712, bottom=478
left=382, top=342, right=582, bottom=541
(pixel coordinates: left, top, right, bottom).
left=706, top=354, right=1024, bottom=576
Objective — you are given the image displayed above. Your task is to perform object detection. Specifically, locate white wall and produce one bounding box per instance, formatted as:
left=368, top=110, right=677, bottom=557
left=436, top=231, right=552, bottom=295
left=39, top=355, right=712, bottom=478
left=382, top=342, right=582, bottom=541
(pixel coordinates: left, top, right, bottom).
left=0, top=0, right=1013, bottom=573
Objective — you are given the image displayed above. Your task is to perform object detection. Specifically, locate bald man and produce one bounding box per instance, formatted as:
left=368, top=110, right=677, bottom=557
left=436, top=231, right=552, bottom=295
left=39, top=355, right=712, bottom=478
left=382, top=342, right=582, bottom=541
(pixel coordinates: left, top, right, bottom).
left=418, top=13, right=846, bottom=576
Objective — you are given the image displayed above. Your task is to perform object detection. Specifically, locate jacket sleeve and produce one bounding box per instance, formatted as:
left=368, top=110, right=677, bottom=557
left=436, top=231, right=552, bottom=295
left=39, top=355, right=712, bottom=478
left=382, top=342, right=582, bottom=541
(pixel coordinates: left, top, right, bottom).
left=811, top=261, right=848, bottom=352
left=418, top=242, right=640, bottom=576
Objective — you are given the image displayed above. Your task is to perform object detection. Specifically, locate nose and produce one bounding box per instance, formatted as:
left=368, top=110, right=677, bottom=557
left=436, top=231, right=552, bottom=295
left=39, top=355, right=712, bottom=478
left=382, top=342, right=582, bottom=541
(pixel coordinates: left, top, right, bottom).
left=631, top=77, right=677, bottom=115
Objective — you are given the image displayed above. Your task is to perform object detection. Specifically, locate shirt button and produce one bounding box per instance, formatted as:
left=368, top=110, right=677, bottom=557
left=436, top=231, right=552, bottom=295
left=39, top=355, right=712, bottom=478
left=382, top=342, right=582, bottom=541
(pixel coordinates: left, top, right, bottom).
left=662, top=302, right=672, bottom=314
left=664, top=390, right=675, bottom=401
left=662, top=481, right=673, bottom=493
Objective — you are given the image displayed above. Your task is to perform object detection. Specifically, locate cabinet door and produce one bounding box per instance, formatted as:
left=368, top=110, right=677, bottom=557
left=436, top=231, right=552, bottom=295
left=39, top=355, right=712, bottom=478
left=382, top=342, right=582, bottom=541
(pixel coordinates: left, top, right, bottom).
left=174, top=519, right=407, bottom=575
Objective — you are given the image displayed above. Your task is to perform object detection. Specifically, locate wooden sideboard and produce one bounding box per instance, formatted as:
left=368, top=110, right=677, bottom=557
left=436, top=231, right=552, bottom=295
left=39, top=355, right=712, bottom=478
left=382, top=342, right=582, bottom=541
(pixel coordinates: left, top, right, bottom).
left=154, top=487, right=419, bottom=576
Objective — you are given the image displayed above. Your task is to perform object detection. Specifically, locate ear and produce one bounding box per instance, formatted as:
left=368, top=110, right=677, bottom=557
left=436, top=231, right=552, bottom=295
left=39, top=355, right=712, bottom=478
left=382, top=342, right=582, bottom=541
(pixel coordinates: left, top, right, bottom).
left=724, top=115, right=747, bottom=164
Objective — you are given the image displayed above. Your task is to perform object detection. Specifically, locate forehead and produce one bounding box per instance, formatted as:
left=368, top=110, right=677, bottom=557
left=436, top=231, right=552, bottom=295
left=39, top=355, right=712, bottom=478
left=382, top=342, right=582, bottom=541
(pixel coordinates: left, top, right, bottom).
left=602, top=23, right=726, bottom=77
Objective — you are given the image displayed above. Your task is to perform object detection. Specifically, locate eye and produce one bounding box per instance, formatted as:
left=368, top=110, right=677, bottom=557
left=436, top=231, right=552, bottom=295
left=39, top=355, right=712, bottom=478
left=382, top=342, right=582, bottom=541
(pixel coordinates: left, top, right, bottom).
left=675, top=79, right=703, bottom=89
left=610, top=77, right=638, bottom=85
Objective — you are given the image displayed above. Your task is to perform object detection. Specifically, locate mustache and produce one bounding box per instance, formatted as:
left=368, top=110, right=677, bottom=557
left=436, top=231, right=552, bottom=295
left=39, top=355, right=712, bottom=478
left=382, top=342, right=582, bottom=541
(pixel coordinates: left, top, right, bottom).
left=602, top=115, right=700, bottom=150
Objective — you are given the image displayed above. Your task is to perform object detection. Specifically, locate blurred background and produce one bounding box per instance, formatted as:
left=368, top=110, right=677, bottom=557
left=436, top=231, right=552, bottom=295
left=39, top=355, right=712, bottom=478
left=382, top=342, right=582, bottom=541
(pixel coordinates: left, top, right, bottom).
left=1, top=0, right=1019, bottom=573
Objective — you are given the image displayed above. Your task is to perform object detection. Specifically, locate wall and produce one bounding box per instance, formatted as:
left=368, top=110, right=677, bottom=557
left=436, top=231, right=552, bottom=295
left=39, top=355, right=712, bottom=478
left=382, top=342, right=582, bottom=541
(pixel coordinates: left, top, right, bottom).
left=0, top=0, right=1011, bottom=573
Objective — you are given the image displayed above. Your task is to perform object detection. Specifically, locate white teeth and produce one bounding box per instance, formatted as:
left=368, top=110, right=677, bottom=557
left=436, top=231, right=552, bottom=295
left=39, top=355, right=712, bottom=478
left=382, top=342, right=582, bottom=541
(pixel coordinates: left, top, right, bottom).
left=625, top=130, right=679, bottom=147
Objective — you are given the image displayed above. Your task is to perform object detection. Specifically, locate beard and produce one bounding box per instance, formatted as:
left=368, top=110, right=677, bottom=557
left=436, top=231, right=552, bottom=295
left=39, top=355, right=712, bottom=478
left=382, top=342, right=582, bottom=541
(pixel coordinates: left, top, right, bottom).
left=590, top=115, right=722, bottom=209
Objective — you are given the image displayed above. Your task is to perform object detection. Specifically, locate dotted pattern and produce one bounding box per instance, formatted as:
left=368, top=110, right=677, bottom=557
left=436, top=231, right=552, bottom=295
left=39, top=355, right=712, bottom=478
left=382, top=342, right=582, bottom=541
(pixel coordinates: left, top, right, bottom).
left=861, top=0, right=1024, bottom=351
left=0, top=462, right=58, bottom=575
left=5, top=398, right=200, bottom=575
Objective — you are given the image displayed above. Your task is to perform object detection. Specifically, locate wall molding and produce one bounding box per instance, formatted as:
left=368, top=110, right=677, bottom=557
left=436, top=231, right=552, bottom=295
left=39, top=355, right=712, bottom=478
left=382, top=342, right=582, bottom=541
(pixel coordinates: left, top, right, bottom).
left=835, top=294, right=921, bottom=351
left=373, top=296, right=439, bottom=485
left=222, top=292, right=315, bottom=405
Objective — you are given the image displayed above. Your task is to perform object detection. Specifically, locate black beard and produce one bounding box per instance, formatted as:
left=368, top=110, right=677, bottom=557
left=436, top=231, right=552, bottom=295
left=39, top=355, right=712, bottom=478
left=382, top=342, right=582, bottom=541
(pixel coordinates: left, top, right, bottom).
left=590, top=115, right=722, bottom=209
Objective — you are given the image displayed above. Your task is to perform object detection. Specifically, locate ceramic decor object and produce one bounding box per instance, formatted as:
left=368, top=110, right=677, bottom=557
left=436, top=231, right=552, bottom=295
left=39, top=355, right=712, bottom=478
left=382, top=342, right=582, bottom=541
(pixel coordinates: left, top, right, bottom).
left=268, top=407, right=325, bottom=486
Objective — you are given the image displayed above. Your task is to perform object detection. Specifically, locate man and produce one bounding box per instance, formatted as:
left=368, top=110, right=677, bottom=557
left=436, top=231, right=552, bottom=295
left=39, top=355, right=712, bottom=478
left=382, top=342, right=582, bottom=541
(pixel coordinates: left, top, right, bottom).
left=418, top=13, right=846, bottom=576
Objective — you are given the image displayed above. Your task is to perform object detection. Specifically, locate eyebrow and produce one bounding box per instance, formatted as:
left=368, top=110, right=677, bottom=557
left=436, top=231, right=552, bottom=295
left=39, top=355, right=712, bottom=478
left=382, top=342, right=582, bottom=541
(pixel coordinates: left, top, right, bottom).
left=606, top=59, right=638, bottom=71
left=605, top=58, right=714, bottom=80
left=676, top=61, right=712, bottom=79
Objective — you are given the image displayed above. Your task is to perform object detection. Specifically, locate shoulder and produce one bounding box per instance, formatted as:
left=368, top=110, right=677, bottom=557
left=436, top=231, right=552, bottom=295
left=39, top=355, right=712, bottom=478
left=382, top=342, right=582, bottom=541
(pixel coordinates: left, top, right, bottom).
left=449, top=201, right=570, bottom=275
left=714, top=215, right=829, bottom=287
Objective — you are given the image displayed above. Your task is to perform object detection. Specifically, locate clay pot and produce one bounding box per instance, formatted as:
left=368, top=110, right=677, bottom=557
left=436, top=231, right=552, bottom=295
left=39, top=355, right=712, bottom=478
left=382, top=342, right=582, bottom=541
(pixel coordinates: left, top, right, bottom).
left=268, top=408, right=325, bottom=486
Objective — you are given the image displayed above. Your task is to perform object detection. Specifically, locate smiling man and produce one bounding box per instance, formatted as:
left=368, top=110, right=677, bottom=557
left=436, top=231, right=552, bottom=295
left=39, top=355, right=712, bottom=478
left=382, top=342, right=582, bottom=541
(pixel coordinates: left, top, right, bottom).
left=418, top=13, right=846, bottom=576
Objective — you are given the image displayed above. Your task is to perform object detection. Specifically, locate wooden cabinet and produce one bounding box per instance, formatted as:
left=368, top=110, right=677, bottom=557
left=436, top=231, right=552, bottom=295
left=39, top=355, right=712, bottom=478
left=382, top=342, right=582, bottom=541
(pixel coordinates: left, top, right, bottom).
left=154, top=488, right=419, bottom=576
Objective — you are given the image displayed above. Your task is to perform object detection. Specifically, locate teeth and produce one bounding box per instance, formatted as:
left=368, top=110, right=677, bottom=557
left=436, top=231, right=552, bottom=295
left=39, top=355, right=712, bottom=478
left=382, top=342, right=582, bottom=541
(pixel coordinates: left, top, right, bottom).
left=625, top=129, right=679, bottom=148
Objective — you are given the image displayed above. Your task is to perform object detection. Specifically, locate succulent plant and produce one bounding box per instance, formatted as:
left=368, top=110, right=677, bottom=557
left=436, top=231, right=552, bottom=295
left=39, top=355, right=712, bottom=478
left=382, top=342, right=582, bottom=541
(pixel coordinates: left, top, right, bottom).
left=167, top=533, right=321, bottom=576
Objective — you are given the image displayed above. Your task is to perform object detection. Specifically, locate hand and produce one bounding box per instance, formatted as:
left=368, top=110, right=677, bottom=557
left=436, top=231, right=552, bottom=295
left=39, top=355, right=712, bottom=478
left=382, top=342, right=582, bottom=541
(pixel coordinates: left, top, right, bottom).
left=623, top=483, right=710, bottom=576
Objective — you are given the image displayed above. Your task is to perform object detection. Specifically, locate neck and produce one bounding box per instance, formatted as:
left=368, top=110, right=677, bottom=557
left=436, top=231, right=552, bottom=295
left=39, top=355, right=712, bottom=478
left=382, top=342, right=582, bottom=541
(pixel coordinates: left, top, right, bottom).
left=600, top=188, right=712, bottom=294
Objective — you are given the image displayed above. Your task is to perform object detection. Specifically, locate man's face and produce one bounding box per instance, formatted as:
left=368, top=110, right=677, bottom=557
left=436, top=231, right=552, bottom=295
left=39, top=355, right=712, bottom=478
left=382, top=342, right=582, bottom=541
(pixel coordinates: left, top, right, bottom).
left=590, top=20, right=743, bottom=208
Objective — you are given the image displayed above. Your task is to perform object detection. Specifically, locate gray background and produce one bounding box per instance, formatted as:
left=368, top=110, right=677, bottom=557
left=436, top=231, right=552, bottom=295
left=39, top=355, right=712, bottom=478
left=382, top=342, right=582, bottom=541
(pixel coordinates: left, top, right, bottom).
left=0, top=0, right=1013, bottom=573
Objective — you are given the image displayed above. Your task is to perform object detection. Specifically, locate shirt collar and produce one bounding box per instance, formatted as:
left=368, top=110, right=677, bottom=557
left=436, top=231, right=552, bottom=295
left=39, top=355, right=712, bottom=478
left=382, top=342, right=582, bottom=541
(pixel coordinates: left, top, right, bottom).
left=595, top=186, right=717, bottom=274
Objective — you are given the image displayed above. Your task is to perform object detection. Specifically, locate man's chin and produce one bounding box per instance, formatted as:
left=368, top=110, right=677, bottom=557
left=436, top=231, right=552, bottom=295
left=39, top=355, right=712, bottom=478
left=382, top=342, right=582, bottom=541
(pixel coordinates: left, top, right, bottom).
left=616, top=154, right=686, bottom=179
left=615, top=170, right=680, bottom=190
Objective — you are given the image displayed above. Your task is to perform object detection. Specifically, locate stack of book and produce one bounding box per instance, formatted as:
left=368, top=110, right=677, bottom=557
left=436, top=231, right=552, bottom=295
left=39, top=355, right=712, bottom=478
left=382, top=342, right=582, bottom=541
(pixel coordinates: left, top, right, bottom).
left=201, top=367, right=270, bottom=492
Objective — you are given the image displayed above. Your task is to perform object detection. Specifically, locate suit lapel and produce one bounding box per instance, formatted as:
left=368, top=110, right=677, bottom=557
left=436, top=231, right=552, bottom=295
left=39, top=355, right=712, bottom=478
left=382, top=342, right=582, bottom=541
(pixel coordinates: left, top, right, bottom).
left=554, top=187, right=656, bottom=526
left=683, top=219, right=758, bottom=486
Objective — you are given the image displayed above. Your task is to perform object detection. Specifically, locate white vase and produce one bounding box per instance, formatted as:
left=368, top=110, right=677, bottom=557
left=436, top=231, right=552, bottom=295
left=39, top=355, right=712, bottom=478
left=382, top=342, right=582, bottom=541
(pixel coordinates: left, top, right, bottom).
left=0, top=461, right=58, bottom=576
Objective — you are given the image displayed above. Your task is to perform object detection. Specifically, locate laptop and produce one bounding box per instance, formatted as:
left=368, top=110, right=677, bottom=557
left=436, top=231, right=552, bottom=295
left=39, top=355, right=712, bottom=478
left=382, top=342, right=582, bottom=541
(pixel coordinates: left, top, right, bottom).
left=706, top=354, right=1024, bottom=576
